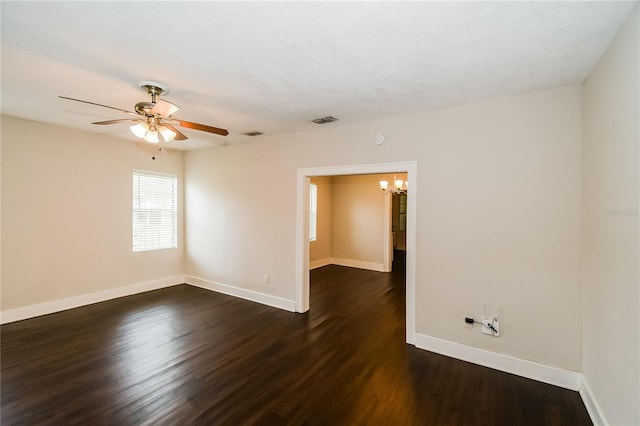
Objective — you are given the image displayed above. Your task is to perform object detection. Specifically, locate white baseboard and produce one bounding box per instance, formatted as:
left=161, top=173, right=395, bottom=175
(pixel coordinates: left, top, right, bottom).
left=415, top=333, right=581, bottom=391
left=185, top=276, right=296, bottom=312
left=331, top=258, right=386, bottom=272
left=309, top=258, right=332, bottom=270
left=1, top=276, right=184, bottom=324
left=579, top=375, right=607, bottom=426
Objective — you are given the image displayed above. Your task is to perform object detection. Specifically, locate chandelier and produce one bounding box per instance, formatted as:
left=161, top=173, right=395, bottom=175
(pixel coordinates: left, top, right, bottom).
left=379, top=178, right=407, bottom=194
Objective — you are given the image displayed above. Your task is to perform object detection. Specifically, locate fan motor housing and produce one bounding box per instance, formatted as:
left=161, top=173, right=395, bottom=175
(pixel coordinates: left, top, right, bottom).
left=135, top=102, right=156, bottom=115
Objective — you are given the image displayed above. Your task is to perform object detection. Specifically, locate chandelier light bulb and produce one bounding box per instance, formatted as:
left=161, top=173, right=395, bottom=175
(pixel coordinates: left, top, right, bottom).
left=379, top=178, right=407, bottom=194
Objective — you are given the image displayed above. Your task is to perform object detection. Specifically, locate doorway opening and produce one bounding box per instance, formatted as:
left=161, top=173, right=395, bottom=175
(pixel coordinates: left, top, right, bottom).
left=296, top=162, right=417, bottom=345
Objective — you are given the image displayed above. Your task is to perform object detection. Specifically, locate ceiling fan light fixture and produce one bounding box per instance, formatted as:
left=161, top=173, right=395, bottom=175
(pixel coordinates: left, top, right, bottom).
left=144, top=126, right=160, bottom=144
left=159, top=125, right=177, bottom=142
left=144, top=131, right=159, bottom=144
left=130, top=122, right=149, bottom=138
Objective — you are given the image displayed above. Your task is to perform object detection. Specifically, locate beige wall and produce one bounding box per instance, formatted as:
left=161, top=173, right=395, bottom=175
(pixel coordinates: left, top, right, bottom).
left=185, top=84, right=583, bottom=371
left=582, top=6, right=639, bottom=425
left=331, top=174, right=386, bottom=266
left=1, top=116, right=184, bottom=310
left=309, top=176, right=331, bottom=264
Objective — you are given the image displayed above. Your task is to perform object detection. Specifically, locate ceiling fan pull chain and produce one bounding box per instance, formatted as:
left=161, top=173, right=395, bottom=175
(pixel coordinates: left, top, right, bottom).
left=152, top=147, right=162, bottom=160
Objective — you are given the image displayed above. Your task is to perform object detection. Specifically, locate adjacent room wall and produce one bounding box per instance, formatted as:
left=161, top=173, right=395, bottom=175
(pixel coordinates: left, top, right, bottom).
left=1, top=116, right=185, bottom=314
left=581, top=6, right=639, bottom=426
left=185, top=84, right=583, bottom=372
left=330, top=174, right=390, bottom=270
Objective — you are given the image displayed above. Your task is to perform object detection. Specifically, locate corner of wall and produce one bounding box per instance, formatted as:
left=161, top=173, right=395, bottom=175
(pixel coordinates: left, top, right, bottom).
left=579, top=375, right=608, bottom=426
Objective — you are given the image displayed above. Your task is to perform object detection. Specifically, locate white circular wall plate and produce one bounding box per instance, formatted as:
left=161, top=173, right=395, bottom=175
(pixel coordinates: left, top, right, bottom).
left=374, top=134, right=385, bottom=145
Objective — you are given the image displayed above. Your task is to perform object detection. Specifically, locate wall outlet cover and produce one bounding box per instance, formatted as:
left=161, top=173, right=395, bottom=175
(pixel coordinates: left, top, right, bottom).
left=482, top=318, right=500, bottom=336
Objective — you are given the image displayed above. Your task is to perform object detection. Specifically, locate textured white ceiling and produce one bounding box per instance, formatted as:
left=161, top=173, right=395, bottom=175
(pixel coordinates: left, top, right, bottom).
left=1, top=1, right=636, bottom=150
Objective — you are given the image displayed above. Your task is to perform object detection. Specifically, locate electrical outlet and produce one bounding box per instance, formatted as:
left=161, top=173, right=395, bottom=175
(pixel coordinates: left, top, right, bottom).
left=463, top=316, right=474, bottom=328
left=263, top=274, right=270, bottom=285
left=482, top=318, right=500, bottom=336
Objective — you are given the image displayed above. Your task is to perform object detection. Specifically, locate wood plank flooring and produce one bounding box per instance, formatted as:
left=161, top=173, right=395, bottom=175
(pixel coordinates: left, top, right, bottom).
left=1, top=254, right=591, bottom=425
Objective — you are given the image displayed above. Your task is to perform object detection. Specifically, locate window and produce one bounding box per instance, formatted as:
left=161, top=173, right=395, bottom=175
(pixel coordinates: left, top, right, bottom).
left=132, top=170, right=177, bottom=252
left=309, top=183, right=317, bottom=241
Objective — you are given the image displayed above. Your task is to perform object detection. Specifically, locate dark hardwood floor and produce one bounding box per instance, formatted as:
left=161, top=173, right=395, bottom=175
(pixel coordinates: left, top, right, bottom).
left=1, top=253, right=591, bottom=425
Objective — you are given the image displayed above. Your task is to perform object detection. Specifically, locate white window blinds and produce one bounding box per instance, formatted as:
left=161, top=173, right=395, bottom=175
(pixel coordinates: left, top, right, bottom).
left=132, top=170, right=177, bottom=252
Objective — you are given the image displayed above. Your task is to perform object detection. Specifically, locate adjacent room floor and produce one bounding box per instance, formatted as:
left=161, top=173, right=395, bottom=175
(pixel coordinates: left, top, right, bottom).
left=1, top=253, right=591, bottom=425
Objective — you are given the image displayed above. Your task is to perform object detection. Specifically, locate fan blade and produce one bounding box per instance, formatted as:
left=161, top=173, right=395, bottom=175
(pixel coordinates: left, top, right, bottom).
left=93, top=119, right=141, bottom=125
left=163, top=123, right=188, bottom=140
left=151, top=99, right=180, bottom=118
left=59, top=96, right=138, bottom=116
left=173, top=119, right=229, bottom=136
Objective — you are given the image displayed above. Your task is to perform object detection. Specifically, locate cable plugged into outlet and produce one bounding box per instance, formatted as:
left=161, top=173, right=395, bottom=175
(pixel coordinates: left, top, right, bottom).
left=463, top=316, right=487, bottom=329
left=479, top=304, right=501, bottom=337
left=482, top=317, right=500, bottom=337
left=464, top=306, right=502, bottom=337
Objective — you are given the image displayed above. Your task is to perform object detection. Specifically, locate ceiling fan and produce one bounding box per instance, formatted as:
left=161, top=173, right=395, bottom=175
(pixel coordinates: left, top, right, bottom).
left=59, top=81, right=228, bottom=143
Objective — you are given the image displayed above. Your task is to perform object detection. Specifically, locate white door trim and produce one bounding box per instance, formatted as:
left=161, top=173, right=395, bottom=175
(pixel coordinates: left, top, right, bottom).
left=295, top=161, right=417, bottom=345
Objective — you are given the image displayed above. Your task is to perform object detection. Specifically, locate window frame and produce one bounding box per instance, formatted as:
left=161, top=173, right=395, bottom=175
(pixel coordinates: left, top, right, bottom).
left=132, top=169, right=178, bottom=253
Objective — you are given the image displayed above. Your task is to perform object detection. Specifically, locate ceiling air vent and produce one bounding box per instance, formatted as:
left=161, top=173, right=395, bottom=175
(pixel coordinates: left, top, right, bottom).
left=243, top=131, right=263, bottom=136
left=312, top=116, right=338, bottom=124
